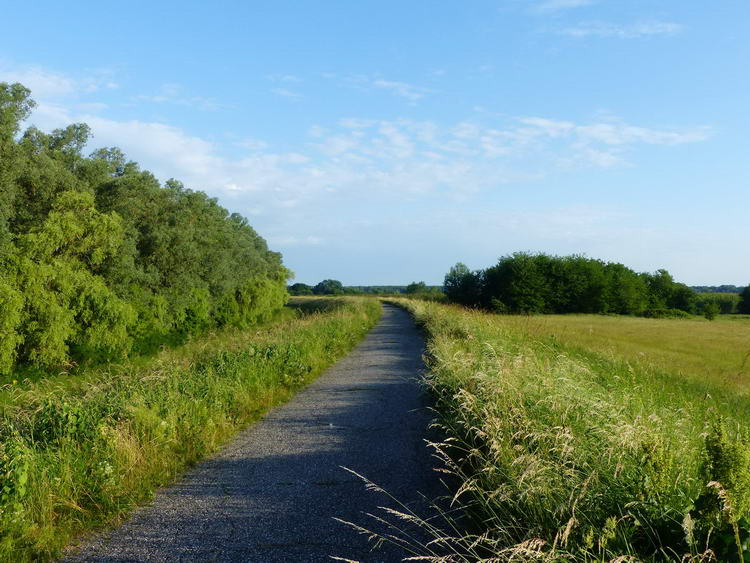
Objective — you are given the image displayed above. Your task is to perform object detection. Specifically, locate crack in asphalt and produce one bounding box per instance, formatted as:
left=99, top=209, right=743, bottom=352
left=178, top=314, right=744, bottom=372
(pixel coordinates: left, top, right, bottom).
left=63, top=304, right=440, bottom=562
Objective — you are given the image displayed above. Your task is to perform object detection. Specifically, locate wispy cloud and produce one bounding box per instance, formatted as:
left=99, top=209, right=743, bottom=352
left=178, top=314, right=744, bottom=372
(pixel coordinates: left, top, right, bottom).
left=0, top=64, right=118, bottom=98
left=371, top=79, right=431, bottom=102
left=9, top=63, right=712, bottom=264
left=268, top=73, right=302, bottom=83
left=136, top=83, right=222, bottom=110
left=271, top=87, right=303, bottom=100
left=329, top=74, right=433, bottom=103
left=532, top=0, right=596, bottom=14
left=560, top=21, right=685, bottom=38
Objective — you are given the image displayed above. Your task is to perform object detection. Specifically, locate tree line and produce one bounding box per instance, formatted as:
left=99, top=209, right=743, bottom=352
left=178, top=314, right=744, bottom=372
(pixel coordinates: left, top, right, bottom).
left=288, top=280, right=444, bottom=298
left=444, top=252, right=750, bottom=317
left=0, top=83, right=290, bottom=374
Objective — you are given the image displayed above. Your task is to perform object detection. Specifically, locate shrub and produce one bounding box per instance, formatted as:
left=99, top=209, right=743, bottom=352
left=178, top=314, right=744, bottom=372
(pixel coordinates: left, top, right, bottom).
left=704, top=302, right=720, bottom=320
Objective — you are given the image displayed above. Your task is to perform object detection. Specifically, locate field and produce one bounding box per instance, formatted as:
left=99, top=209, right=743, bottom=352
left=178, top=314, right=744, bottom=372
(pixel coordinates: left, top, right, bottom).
left=390, top=300, right=750, bottom=561
left=501, top=313, right=750, bottom=392
left=0, top=297, right=380, bottom=561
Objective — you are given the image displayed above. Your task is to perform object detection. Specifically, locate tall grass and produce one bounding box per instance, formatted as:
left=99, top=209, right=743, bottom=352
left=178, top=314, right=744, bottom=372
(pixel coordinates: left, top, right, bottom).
left=388, top=299, right=750, bottom=561
left=0, top=297, right=381, bottom=561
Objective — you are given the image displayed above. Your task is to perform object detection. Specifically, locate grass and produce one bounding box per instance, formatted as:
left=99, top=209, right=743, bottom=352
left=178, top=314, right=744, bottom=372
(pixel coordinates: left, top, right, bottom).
left=0, top=297, right=381, bottom=561
left=499, top=313, right=750, bottom=392
left=383, top=299, right=750, bottom=562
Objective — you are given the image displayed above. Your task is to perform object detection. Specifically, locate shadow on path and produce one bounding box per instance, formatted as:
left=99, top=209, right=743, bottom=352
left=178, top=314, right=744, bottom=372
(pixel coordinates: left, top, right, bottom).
left=64, top=304, right=441, bottom=562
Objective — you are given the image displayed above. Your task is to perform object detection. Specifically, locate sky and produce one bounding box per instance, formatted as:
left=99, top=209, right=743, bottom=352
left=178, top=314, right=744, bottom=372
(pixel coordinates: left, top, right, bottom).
left=1, top=0, right=748, bottom=285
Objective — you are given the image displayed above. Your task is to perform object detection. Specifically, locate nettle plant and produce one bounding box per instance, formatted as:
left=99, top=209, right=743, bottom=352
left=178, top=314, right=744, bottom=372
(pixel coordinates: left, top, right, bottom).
left=0, top=436, right=30, bottom=519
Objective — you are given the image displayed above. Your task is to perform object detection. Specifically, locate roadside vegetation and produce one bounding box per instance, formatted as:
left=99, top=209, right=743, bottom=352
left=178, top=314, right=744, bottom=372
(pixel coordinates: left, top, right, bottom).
left=0, top=297, right=380, bottom=561
left=384, top=299, right=750, bottom=561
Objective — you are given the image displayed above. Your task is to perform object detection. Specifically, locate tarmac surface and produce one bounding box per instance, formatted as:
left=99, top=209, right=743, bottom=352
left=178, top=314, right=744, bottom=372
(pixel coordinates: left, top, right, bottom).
left=64, top=303, right=440, bottom=562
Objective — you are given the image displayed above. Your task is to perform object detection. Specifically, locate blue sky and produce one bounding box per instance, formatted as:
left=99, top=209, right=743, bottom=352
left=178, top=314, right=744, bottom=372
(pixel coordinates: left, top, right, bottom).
left=2, top=0, right=748, bottom=285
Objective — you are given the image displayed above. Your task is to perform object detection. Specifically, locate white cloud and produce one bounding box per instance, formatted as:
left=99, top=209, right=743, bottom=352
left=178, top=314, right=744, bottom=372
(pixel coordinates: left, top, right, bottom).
left=339, top=118, right=376, bottom=129
left=268, top=73, right=302, bottom=83
left=136, top=83, right=222, bottom=110
left=12, top=62, right=711, bottom=257
left=24, top=93, right=710, bottom=208
left=371, top=79, right=429, bottom=102
left=0, top=64, right=118, bottom=99
left=235, top=138, right=269, bottom=151
left=323, top=74, right=432, bottom=103
left=560, top=21, right=685, bottom=38
left=533, top=0, right=596, bottom=14
left=271, top=88, right=303, bottom=100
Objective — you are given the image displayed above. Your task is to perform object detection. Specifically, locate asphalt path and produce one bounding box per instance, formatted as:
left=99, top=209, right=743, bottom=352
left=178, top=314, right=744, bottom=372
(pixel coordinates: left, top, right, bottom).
left=64, top=303, right=440, bottom=562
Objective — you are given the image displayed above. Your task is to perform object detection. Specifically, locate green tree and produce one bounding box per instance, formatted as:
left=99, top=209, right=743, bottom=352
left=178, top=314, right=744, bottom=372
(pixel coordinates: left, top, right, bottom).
left=703, top=302, right=720, bottom=320
left=288, top=283, right=313, bottom=295
left=0, top=83, right=35, bottom=249
left=15, top=191, right=134, bottom=368
left=0, top=81, right=292, bottom=373
left=313, top=279, right=344, bottom=295
left=444, top=263, right=482, bottom=307
left=406, top=281, right=428, bottom=294
left=483, top=253, right=547, bottom=313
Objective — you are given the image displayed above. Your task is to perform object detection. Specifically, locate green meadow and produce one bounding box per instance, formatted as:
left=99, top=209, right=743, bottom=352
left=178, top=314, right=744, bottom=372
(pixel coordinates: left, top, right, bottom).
left=500, top=313, right=750, bottom=392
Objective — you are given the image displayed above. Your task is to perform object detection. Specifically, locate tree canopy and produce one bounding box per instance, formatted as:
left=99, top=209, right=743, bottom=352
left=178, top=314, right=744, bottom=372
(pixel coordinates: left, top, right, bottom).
left=444, top=252, right=701, bottom=317
left=313, top=279, right=344, bottom=295
left=0, top=82, right=290, bottom=374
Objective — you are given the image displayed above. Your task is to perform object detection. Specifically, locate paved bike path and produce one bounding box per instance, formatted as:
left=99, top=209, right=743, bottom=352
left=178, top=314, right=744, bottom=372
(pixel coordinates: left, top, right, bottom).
left=65, top=304, right=438, bottom=562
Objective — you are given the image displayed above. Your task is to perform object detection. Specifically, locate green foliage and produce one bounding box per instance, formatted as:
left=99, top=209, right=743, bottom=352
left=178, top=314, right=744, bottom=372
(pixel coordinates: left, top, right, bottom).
left=0, top=276, right=24, bottom=373
left=0, top=83, right=35, bottom=250
left=443, top=262, right=482, bottom=306
left=0, top=82, right=291, bottom=374
left=445, top=252, right=698, bottom=316
left=693, top=422, right=750, bottom=561
left=288, top=282, right=314, bottom=295
left=693, top=285, right=743, bottom=294
left=313, top=279, right=344, bottom=295
left=703, top=301, right=721, bottom=320
left=0, top=437, right=30, bottom=518
left=405, top=281, right=427, bottom=294
left=696, top=292, right=740, bottom=316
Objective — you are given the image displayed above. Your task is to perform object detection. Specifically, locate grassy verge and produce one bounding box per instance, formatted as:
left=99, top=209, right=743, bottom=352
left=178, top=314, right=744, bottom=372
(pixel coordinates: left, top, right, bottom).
left=389, top=299, right=750, bottom=561
left=0, top=297, right=381, bottom=561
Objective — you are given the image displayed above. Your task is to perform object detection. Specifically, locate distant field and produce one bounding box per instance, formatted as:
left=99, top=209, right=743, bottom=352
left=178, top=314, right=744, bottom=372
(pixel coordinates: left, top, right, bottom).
left=506, top=313, right=750, bottom=391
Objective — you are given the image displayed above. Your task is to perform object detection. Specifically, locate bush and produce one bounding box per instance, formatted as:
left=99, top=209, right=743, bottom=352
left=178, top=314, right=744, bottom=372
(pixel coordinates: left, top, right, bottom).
left=704, top=302, right=720, bottom=320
